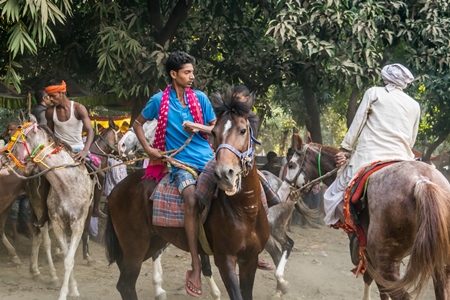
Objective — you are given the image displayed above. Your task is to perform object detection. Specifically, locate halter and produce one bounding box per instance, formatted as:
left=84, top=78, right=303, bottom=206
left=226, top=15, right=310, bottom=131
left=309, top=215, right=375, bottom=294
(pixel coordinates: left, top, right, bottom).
left=283, top=144, right=310, bottom=188
left=215, top=121, right=260, bottom=176
left=2, top=122, right=70, bottom=170
left=93, top=127, right=121, bottom=156
left=1, top=122, right=35, bottom=168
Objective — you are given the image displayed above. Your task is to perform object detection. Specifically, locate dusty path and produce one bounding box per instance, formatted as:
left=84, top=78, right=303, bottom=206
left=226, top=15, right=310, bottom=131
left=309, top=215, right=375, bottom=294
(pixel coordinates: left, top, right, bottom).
left=0, top=222, right=435, bottom=300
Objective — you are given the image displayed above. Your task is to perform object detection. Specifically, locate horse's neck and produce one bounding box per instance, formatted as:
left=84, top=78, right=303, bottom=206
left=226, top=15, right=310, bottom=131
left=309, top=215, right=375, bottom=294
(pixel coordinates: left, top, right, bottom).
left=37, top=150, right=87, bottom=181
left=316, top=146, right=338, bottom=186
left=233, top=167, right=262, bottom=211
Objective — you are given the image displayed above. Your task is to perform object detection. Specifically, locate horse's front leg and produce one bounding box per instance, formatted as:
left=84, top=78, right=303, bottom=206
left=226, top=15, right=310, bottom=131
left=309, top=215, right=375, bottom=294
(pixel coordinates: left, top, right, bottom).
left=41, top=223, right=59, bottom=285
left=152, top=248, right=166, bottom=300
left=200, top=254, right=221, bottom=300
left=62, top=220, right=86, bottom=300
left=237, top=255, right=258, bottom=300
left=264, top=236, right=290, bottom=295
left=0, top=210, right=21, bottom=265
left=214, top=254, right=241, bottom=300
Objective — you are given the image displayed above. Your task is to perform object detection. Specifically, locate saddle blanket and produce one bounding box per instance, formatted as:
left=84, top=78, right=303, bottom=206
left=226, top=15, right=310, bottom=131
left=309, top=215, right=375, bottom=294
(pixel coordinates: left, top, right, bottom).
left=151, top=159, right=269, bottom=227
left=337, top=160, right=399, bottom=275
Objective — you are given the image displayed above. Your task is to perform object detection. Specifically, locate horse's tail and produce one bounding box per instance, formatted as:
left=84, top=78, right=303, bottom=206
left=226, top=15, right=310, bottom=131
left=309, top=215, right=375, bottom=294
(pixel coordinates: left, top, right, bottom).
left=385, top=178, right=450, bottom=296
left=295, top=200, right=320, bottom=227
left=104, top=213, right=122, bottom=265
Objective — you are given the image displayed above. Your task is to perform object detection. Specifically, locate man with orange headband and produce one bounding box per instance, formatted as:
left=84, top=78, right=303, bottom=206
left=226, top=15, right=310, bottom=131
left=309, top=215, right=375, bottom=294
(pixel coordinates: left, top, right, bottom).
left=35, top=79, right=104, bottom=226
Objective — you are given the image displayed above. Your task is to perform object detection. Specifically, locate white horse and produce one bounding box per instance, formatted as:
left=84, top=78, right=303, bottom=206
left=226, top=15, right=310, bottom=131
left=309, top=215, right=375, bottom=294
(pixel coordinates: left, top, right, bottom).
left=1, top=142, right=59, bottom=286
left=6, top=121, right=94, bottom=300
left=118, top=119, right=157, bottom=158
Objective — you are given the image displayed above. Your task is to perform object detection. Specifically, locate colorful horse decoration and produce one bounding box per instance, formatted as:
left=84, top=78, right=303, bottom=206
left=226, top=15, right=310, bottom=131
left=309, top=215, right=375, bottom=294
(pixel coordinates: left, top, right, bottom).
left=278, top=134, right=450, bottom=300
left=4, top=120, right=94, bottom=300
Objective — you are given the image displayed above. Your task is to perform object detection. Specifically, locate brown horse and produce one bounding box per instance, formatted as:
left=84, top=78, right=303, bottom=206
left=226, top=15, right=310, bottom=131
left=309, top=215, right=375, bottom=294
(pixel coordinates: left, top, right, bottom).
left=89, top=118, right=123, bottom=219
left=278, top=134, right=450, bottom=299
left=105, top=89, right=269, bottom=300
left=81, top=120, right=123, bottom=262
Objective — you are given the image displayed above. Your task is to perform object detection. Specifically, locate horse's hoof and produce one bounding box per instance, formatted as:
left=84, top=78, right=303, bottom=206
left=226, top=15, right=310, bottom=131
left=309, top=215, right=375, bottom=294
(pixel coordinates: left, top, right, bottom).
left=11, top=255, right=22, bottom=265
left=32, top=273, right=45, bottom=283
left=273, top=290, right=283, bottom=298
left=155, top=291, right=167, bottom=300
left=69, top=291, right=80, bottom=297
left=276, top=281, right=290, bottom=295
left=86, top=258, right=97, bottom=267
left=49, top=278, right=61, bottom=289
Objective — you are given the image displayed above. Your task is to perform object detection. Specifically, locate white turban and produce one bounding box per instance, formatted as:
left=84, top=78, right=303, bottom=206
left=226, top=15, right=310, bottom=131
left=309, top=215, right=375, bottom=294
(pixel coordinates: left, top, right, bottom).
left=381, top=63, right=414, bottom=92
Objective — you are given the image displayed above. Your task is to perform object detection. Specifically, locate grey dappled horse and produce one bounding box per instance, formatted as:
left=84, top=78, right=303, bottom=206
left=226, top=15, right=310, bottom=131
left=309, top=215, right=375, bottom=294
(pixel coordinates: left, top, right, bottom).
left=278, top=134, right=450, bottom=300
left=7, top=121, right=94, bottom=300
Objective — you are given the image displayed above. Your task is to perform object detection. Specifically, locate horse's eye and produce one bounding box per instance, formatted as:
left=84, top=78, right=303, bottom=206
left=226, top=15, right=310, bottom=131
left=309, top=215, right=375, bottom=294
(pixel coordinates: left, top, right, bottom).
left=288, top=162, right=295, bottom=169
left=240, top=128, right=246, bottom=135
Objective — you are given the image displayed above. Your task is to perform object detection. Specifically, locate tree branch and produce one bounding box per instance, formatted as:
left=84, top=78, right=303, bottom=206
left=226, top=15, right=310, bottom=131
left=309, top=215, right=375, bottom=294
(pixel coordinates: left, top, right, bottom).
left=147, top=0, right=164, bottom=33
left=156, top=0, right=192, bottom=46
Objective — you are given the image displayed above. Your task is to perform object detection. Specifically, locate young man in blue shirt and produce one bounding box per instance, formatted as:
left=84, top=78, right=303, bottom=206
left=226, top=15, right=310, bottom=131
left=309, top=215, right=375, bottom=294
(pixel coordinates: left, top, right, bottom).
left=133, top=51, right=215, bottom=297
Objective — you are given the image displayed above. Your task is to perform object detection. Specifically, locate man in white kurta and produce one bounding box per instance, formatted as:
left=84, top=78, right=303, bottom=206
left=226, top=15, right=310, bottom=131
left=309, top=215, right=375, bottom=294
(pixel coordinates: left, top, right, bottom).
left=323, top=64, right=421, bottom=226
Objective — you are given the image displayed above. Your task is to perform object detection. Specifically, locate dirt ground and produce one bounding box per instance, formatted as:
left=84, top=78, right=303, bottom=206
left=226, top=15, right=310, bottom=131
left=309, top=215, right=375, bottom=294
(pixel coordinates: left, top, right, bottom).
left=0, top=219, right=436, bottom=300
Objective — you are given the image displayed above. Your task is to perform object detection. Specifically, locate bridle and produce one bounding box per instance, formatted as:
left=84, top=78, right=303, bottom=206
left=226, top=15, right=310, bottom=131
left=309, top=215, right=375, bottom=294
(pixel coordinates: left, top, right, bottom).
left=92, top=127, right=122, bottom=156
left=2, top=122, right=84, bottom=177
left=283, top=144, right=310, bottom=189
left=1, top=122, right=37, bottom=168
left=283, top=143, right=324, bottom=192
left=215, top=120, right=260, bottom=176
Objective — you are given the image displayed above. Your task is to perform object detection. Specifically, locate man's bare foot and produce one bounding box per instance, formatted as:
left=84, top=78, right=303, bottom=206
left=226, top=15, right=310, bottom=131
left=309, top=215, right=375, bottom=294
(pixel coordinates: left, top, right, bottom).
left=92, top=209, right=107, bottom=219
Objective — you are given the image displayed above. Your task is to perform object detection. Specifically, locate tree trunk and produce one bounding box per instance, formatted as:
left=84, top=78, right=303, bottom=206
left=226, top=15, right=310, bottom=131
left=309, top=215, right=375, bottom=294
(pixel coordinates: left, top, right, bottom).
left=346, top=88, right=360, bottom=129
left=302, top=83, right=322, bottom=144
left=423, top=132, right=450, bottom=161
left=256, top=106, right=267, bottom=139
left=130, top=98, right=147, bottom=123
left=280, top=130, right=289, bottom=155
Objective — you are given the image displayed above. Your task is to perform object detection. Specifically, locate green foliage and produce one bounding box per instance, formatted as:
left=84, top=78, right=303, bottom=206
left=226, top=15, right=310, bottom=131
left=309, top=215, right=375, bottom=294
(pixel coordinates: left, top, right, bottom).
left=0, top=0, right=72, bottom=92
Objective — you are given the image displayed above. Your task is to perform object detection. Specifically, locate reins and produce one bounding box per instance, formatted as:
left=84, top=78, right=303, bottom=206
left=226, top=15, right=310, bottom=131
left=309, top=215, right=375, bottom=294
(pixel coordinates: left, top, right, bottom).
left=284, top=143, right=338, bottom=195
left=91, top=128, right=122, bottom=158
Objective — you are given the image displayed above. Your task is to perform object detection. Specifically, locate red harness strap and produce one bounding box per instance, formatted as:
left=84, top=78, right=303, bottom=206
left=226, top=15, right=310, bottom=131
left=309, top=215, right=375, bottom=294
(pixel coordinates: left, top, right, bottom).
left=334, top=160, right=398, bottom=276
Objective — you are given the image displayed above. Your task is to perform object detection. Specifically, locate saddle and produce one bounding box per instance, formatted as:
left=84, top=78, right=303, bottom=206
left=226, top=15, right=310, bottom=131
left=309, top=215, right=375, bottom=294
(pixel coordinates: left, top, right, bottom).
left=150, top=159, right=270, bottom=228
left=335, top=160, right=399, bottom=275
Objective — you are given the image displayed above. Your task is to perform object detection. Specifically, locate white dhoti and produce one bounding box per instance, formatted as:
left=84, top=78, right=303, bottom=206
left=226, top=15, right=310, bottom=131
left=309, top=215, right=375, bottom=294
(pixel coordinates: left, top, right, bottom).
left=323, top=165, right=353, bottom=226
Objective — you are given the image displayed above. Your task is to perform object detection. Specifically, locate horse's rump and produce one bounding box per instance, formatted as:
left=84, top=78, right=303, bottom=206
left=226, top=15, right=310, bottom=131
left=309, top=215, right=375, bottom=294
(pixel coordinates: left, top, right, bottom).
left=365, top=160, right=450, bottom=296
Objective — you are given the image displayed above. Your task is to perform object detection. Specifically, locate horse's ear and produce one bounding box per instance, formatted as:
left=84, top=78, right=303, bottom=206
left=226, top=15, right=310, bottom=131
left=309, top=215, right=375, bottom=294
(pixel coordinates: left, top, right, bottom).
left=18, top=110, right=26, bottom=123
left=109, top=118, right=118, bottom=130
left=29, top=113, right=37, bottom=123
left=306, top=132, right=313, bottom=143
left=246, top=93, right=256, bottom=111
left=293, top=134, right=303, bottom=151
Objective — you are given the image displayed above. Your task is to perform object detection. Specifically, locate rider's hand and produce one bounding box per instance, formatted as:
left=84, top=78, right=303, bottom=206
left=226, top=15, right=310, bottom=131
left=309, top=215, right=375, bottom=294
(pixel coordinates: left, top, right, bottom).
left=334, top=151, right=348, bottom=168
left=74, top=149, right=88, bottom=163
left=182, top=121, right=199, bottom=134
left=146, top=147, right=163, bottom=160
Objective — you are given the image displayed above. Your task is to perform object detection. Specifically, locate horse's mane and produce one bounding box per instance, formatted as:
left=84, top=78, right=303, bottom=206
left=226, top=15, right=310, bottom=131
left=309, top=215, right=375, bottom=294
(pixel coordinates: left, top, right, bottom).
left=315, top=143, right=339, bottom=156
left=211, top=88, right=259, bottom=136
left=39, top=125, right=74, bottom=153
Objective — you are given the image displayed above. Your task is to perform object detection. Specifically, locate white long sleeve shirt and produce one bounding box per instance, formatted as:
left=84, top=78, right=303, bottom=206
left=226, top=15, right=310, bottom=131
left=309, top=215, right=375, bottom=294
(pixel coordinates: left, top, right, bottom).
left=341, top=86, right=420, bottom=175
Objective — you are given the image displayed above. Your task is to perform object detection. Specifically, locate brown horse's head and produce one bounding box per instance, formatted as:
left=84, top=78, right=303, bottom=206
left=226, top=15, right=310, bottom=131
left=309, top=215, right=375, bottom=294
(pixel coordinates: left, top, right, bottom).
left=277, top=134, right=338, bottom=201
left=92, top=118, right=123, bottom=156
left=211, top=88, right=259, bottom=195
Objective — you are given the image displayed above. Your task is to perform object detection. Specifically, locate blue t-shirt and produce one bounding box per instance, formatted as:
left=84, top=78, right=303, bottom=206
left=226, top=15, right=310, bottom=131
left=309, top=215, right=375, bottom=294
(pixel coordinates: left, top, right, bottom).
left=141, top=88, right=216, bottom=171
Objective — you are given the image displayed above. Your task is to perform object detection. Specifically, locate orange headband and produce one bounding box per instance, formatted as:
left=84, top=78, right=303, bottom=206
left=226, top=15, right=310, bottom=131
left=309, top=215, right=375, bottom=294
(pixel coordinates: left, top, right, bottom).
left=45, top=80, right=67, bottom=94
